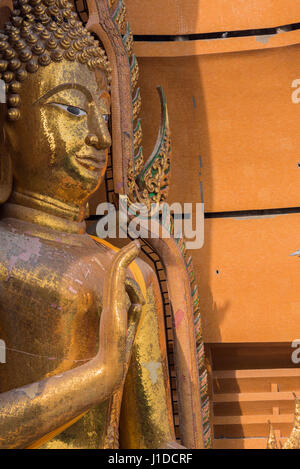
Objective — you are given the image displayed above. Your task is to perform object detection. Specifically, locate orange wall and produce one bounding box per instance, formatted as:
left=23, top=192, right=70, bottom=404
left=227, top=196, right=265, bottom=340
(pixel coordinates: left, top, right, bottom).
left=137, top=46, right=300, bottom=213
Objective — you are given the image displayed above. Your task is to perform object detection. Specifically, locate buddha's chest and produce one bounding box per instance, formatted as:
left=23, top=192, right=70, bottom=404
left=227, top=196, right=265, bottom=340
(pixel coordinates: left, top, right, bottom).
left=0, top=224, right=111, bottom=389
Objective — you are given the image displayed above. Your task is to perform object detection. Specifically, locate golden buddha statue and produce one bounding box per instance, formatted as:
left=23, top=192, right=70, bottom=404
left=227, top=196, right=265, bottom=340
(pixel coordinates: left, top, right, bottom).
left=0, top=0, right=179, bottom=449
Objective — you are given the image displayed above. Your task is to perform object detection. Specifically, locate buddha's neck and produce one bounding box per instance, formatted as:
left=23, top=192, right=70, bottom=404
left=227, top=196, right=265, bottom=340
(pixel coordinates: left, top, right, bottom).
left=3, top=190, right=87, bottom=234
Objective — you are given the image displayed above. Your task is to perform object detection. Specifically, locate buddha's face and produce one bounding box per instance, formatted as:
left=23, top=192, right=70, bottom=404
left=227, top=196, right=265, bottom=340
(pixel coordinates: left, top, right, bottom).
left=4, top=60, right=111, bottom=207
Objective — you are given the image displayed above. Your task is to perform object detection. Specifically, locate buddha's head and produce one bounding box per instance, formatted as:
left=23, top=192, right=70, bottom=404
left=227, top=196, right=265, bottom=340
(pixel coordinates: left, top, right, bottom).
left=0, top=0, right=112, bottom=217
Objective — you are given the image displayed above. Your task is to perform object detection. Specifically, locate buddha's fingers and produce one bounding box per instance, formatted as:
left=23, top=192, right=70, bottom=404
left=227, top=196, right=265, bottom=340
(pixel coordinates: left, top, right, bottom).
left=98, top=241, right=140, bottom=375
left=124, top=278, right=145, bottom=364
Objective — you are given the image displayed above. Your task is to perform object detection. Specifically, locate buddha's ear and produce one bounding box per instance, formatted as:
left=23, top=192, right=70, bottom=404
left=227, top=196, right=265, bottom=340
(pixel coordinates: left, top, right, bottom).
left=0, top=126, right=12, bottom=204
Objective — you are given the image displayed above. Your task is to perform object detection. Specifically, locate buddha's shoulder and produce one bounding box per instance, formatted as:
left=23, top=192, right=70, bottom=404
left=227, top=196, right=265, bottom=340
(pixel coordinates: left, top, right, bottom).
left=0, top=220, right=52, bottom=256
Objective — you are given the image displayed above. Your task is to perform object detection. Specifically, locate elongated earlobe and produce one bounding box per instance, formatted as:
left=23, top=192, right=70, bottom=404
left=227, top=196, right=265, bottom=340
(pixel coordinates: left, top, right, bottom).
left=0, top=128, right=12, bottom=204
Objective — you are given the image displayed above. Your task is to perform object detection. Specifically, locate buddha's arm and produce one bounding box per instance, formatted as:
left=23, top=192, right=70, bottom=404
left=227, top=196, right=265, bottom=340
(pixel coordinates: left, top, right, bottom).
left=119, top=264, right=180, bottom=449
left=0, top=241, right=141, bottom=449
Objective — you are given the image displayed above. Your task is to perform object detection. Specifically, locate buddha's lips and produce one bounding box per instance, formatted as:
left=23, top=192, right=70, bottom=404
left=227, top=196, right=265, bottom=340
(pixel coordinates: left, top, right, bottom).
left=75, top=154, right=106, bottom=170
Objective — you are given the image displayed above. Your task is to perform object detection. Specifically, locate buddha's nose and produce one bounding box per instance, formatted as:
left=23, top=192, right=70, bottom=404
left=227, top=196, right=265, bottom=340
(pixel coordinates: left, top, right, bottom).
left=85, top=134, right=101, bottom=149
left=86, top=105, right=112, bottom=150
left=85, top=130, right=111, bottom=150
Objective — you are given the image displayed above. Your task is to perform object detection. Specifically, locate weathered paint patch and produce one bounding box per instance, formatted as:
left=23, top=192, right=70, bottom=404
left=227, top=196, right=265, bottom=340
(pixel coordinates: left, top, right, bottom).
left=93, top=257, right=104, bottom=270
left=175, top=309, right=185, bottom=329
left=22, top=383, right=40, bottom=399
left=142, top=361, right=161, bottom=384
left=256, top=34, right=272, bottom=45
left=6, top=235, right=42, bottom=281
left=80, top=264, right=91, bottom=279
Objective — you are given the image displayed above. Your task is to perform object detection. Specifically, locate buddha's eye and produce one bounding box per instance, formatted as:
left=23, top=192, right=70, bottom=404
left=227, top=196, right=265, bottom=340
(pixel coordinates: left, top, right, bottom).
left=50, top=103, right=87, bottom=117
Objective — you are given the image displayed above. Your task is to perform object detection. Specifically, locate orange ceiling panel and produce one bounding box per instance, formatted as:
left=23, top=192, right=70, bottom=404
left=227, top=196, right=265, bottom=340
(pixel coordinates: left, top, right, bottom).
left=126, top=0, right=300, bottom=36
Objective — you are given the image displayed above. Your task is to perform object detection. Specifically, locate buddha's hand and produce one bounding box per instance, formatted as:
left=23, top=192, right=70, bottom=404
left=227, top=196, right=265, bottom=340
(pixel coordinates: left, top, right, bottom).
left=96, top=240, right=143, bottom=393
